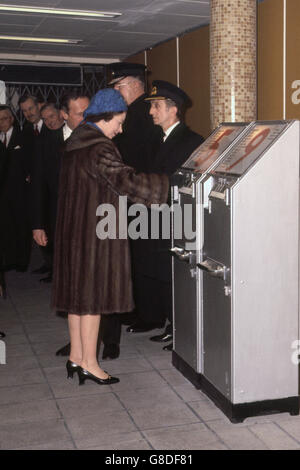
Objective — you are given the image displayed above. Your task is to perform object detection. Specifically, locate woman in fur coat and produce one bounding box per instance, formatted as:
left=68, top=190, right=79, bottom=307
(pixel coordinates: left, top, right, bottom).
left=51, top=89, right=169, bottom=385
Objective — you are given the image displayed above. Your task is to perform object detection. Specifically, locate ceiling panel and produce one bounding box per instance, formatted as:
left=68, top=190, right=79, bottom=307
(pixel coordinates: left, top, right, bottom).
left=0, top=13, right=44, bottom=26
left=32, top=17, right=116, bottom=38
left=118, top=14, right=207, bottom=35
left=0, top=0, right=211, bottom=62
left=58, top=0, right=152, bottom=10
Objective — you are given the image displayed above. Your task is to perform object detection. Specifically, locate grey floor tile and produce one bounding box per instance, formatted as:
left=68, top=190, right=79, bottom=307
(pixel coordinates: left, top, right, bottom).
left=4, top=355, right=39, bottom=370
left=75, top=431, right=145, bottom=450
left=189, top=399, right=226, bottom=421
left=87, top=439, right=152, bottom=450
left=32, top=342, right=68, bottom=355
left=128, top=402, right=200, bottom=430
left=15, top=440, right=76, bottom=450
left=2, top=333, right=29, bottom=346
left=6, top=342, right=35, bottom=358
left=0, top=399, right=61, bottom=425
left=0, top=324, right=24, bottom=335
left=66, top=409, right=137, bottom=441
left=57, top=392, right=124, bottom=418
left=110, top=371, right=168, bottom=392
left=0, top=419, right=70, bottom=449
left=276, top=418, right=300, bottom=443
left=0, top=383, right=53, bottom=405
left=249, top=422, right=300, bottom=450
left=144, top=422, right=221, bottom=450
left=207, top=419, right=269, bottom=450
left=116, top=386, right=183, bottom=411
left=173, top=383, right=207, bottom=402
left=50, top=379, right=112, bottom=399
left=146, top=354, right=174, bottom=370
left=160, top=368, right=192, bottom=387
left=38, top=354, right=69, bottom=368
left=100, top=357, right=153, bottom=375
left=0, top=368, right=46, bottom=387
left=27, top=330, right=70, bottom=344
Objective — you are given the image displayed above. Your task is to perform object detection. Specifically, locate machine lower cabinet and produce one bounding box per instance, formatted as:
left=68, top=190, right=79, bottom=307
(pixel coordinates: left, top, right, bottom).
left=172, top=352, right=299, bottom=423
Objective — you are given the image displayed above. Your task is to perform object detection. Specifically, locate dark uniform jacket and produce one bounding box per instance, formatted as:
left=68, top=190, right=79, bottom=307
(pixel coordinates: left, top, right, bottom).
left=114, top=93, right=163, bottom=172
left=51, top=124, right=169, bottom=315
left=132, top=122, right=204, bottom=282
left=0, top=126, right=31, bottom=270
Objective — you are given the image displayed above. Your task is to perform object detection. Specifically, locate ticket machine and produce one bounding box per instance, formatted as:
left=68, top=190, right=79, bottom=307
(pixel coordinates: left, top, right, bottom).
left=171, top=123, right=251, bottom=376
left=172, top=120, right=300, bottom=422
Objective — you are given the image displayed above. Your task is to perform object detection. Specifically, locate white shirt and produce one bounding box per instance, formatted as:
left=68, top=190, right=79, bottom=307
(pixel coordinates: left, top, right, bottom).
left=163, top=121, right=180, bottom=142
left=34, top=119, right=43, bottom=133
left=63, top=123, right=72, bottom=141
left=0, top=126, right=13, bottom=147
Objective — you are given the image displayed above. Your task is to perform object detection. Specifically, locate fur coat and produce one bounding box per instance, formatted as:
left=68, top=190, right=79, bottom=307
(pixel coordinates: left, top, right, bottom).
left=51, top=123, right=169, bottom=315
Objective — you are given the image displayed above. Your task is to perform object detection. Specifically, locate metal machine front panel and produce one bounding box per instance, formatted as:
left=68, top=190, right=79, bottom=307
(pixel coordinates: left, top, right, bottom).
left=202, top=197, right=232, bottom=396
left=173, top=256, right=198, bottom=370
left=202, top=273, right=231, bottom=397
left=174, top=191, right=196, bottom=251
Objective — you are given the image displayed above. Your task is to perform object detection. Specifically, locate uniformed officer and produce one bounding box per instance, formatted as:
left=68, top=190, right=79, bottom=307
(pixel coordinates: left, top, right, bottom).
left=99, top=63, right=163, bottom=360
left=127, top=80, right=204, bottom=351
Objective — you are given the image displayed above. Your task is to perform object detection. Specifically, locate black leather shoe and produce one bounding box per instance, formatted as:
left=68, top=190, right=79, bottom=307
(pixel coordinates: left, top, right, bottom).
left=40, top=273, right=52, bottom=283
left=102, top=344, right=120, bottom=360
left=126, top=321, right=164, bottom=333
left=66, top=360, right=80, bottom=379
left=150, top=333, right=173, bottom=343
left=163, top=342, right=173, bottom=351
left=56, top=343, right=71, bottom=356
left=0, top=331, right=5, bottom=339
left=78, top=367, right=119, bottom=385
left=32, top=265, right=51, bottom=275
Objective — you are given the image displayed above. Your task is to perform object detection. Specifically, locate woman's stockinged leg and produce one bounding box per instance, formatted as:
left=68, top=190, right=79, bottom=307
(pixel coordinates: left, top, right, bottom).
left=68, top=313, right=82, bottom=365
left=80, top=314, right=108, bottom=379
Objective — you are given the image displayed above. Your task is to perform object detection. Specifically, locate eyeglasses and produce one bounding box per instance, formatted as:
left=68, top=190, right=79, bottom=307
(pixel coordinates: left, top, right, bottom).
left=114, top=80, right=133, bottom=89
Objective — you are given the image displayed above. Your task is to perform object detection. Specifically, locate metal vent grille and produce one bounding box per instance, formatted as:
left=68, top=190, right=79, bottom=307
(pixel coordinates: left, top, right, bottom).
left=5, top=65, right=107, bottom=127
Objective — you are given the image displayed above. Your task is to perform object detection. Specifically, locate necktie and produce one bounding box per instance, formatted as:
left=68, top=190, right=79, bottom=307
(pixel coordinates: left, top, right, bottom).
left=3, top=133, right=6, bottom=147
left=34, top=124, right=39, bottom=136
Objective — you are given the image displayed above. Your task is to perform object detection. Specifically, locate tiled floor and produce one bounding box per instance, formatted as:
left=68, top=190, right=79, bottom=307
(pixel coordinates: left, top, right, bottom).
left=1, top=256, right=300, bottom=450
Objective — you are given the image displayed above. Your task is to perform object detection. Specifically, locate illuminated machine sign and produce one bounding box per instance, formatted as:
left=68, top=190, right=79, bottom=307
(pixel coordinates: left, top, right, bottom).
left=213, top=122, right=289, bottom=176
left=183, top=124, right=248, bottom=173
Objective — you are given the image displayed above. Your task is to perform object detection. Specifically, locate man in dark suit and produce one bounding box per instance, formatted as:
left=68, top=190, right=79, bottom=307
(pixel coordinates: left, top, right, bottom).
left=127, top=81, right=204, bottom=350
left=19, top=94, right=50, bottom=279
left=32, top=92, right=90, bottom=278
left=0, top=105, right=32, bottom=297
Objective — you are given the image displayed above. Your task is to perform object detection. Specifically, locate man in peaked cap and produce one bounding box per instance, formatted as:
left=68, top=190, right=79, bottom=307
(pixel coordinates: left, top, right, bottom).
left=126, top=80, right=204, bottom=351
left=99, top=63, right=163, bottom=360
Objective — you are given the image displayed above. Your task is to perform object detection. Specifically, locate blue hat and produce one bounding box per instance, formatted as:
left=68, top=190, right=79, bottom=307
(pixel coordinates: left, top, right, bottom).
left=84, top=88, right=127, bottom=118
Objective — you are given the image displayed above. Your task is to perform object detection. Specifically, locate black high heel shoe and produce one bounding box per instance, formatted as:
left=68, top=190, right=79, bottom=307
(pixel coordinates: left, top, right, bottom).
left=78, top=367, right=119, bottom=385
left=66, top=360, right=80, bottom=379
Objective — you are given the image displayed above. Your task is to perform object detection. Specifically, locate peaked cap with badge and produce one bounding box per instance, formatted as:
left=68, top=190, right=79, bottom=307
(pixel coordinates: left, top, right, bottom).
left=109, top=62, right=147, bottom=85
left=145, top=80, right=190, bottom=108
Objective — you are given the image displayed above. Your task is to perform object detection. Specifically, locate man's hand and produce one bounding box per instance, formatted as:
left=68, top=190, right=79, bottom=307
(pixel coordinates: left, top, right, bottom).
left=33, top=229, right=48, bottom=246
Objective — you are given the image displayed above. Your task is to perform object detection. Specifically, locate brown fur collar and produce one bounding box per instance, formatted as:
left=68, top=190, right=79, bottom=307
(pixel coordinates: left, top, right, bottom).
left=65, top=123, right=109, bottom=152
